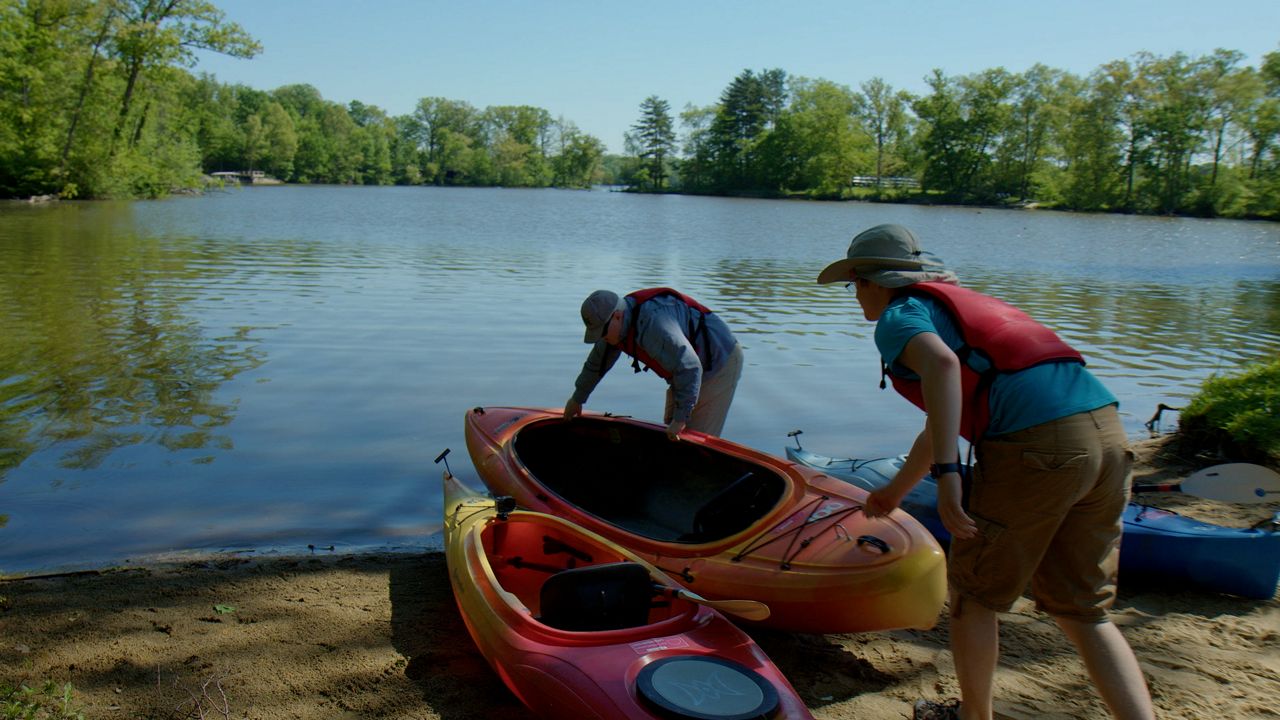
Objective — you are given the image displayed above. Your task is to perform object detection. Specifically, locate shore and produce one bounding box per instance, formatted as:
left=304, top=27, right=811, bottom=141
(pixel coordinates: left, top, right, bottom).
left=2, top=438, right=1276, bottom=719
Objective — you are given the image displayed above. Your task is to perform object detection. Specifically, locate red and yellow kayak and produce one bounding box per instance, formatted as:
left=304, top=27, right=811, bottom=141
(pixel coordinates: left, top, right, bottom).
left=463, top=407, right=947, bottom=634
left=443, top=470, right=814, bottom=720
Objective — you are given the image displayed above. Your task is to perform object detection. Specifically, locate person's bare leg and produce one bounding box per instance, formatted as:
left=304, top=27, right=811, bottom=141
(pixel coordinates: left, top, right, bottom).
left=950, top=594, right=998, bottom=720
left=1055, top=616, right=1155, bottom=720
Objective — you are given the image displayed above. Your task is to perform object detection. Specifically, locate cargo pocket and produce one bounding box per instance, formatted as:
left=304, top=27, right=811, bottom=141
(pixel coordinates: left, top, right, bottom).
left=949, top=510, right=1020, bottom=606
left=1015, top=449, right=1090, bottom=516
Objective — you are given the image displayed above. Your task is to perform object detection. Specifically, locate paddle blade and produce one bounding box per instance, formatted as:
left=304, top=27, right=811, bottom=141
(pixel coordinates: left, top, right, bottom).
left=1133, top=463, right=1280, bottom=504
left=674, top=588, right=771, bottom=621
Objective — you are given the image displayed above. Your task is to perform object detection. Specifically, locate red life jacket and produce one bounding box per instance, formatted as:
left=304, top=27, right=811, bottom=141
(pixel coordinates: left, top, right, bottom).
left=617, top=287, right=715, bottom=380
left=882, top=282, right=1085, bottom=441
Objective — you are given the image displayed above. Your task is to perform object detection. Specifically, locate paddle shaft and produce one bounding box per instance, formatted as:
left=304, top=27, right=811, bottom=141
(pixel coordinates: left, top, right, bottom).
left=1131, top=484, right=1193, bottom=495
left=672, top=588, right=770, bottom=621
left=501, top=559, right=773, bottom=621
left=1132, top=483, right=1280, bottom=499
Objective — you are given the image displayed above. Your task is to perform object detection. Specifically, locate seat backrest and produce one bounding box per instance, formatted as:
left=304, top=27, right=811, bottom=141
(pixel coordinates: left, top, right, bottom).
left=691, top=472, right=772, bottom=540
left=538, top=562, right=653, bottom=631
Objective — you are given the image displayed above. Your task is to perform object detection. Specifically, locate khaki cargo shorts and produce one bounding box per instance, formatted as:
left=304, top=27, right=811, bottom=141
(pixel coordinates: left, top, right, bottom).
left=949, top=405, right=1132, bottom=621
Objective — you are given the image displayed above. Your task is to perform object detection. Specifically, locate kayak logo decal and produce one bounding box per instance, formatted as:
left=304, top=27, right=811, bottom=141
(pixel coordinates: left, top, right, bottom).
left=630, top=635, right=691, bottom=654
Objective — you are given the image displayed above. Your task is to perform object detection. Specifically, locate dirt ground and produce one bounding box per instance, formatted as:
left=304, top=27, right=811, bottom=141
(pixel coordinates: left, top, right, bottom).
left=2, top=438, right=1277, bottom=719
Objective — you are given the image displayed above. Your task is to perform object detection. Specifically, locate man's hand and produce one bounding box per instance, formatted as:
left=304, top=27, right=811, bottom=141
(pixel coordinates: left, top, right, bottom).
left=936, top=472, right=977, bottom=539
left=864, top=487, right=903, bottom=518
left=665, top=418, right=686, bottom=441
left=563, top=398, right=583, bottom=420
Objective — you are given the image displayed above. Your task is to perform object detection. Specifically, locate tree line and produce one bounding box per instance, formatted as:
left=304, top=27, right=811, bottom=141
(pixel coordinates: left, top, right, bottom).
left=625, top=49, right=1280, bottom=219
left=0, top=0, right=606, bottom=199
left=3, top=1, right=1278, bottom=220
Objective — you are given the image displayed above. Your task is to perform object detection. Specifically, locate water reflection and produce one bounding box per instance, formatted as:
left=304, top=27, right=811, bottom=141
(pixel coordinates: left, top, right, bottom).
left=0, top=205, right=266, bottom=477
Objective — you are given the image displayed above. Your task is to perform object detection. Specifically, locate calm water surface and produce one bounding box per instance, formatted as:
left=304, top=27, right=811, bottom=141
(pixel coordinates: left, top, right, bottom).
left=2, top=186, right=1278, bottom=574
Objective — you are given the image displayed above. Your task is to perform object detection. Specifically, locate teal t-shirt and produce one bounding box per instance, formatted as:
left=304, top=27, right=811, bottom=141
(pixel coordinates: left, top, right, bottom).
left=873, top=294, right=1117, bottom=436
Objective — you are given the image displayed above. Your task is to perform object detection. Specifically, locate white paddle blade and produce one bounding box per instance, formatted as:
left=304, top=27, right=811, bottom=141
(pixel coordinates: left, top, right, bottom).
left=1184, top=463, right=1280, bottom=504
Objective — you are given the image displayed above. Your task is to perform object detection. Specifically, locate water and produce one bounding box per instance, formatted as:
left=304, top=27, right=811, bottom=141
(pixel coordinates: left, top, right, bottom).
left=2, top=186, right=1278, bottom=575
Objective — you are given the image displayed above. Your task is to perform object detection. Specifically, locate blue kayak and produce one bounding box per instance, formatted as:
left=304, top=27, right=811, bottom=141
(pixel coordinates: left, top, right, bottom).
left=785, top=447, right=1280, bottom=600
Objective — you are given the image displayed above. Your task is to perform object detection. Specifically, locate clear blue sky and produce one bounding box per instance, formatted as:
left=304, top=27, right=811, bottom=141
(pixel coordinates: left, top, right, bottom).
left=194, top=0, right=1280, bottom=154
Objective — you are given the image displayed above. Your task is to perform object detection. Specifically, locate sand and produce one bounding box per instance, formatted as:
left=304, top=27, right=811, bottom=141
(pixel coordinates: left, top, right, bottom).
left=2, top=438, right=1277, bottom=719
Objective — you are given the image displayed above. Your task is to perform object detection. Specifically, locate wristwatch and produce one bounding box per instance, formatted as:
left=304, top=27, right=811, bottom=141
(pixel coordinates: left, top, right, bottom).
left=929, top=462, right=963, bottom=479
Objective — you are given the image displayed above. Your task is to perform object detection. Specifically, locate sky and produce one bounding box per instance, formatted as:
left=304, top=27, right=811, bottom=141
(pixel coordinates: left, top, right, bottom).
left=193, top=0, right=1280, bottom=154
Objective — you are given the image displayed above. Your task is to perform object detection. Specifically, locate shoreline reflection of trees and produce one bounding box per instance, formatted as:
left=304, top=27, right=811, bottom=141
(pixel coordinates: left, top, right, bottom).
left=0, top=218, right=267, bottom=479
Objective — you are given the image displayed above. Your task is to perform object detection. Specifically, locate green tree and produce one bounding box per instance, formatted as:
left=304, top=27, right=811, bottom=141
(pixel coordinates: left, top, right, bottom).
left=913, top=68, right=1012, bottom=199
left=678, top=103, right=716, bottom=190
left=855, top=77, right=913, bottom=188
left=625, top=95, right=676, bottom=190
left=188, top=76, right=244, bottom=172
left=57, top=0, right=116, bottom=185
left=551, top=119, right=605, bottom=188
left=1239, top=49, right=1280, bottom=216
left=1055, top=69, right=1128, bottom=210
left=108, top=0, right=260, bottom=154
left=389, top=114, right=422, bottom=184
left=764, top=77, right=868, bottom=195
left=242, top=112, right=265, bottom=171
left=320, top=103, right=359, bottom=183
left=993, top=64, right=1068, bottom=201
left=705, top=68, right=787, bottom=191
left=348, top=101, right=394, bottom=185
left=271, top=84, right=362, bottom=183
left=410, top=97, right=481, bottom=184
left=0, top=0, right=106, bottom=197
left=258, top=100, right=296, bottom=179
left=1189, top=49, right=1265, bottom=215
left=485, top=105, right=553, bottom=187
left=1199, top=50, right=1255, bottom=186
left=1132, top=52, right=1205, bottom=213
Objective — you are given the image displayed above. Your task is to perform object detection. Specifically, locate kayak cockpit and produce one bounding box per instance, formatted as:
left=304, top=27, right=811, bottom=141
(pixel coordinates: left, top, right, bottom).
left=512, top=417, right=787, bottom=543
left=481, top=514, right=693, bottom=631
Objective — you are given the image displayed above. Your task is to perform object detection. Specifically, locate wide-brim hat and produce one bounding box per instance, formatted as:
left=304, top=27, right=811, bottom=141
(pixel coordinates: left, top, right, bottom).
left=817, top=224, right=939, bottom=284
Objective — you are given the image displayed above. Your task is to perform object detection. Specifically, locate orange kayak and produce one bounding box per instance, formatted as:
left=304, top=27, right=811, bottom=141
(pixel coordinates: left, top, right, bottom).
left=463, top=407, right=946, bottom=634
left=443, top=470, right=815, bottom=719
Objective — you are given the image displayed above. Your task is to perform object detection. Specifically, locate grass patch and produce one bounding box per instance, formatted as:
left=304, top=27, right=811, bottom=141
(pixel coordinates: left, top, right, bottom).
left=1175, top=357, right=1280, bottom=465
left=1, top=681, right=84, bottom=719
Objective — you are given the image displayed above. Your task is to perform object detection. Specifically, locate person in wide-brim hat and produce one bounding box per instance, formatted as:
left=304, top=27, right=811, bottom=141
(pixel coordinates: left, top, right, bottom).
left=818, top=223, right=1155, bottom=720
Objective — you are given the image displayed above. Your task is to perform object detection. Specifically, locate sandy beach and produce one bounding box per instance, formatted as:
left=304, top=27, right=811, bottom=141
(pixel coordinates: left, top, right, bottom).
left=2, top=438, right=1277, bottom=719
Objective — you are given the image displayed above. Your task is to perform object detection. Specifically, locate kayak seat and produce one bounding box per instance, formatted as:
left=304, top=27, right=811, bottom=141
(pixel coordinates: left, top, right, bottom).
left=683, top=472, right=774, bottom=543
left=538, top=562, right=654, bottom=631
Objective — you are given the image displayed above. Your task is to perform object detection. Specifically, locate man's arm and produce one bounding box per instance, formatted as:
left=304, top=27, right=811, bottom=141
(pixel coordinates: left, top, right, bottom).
left=564, top=342, right=621, bottom=417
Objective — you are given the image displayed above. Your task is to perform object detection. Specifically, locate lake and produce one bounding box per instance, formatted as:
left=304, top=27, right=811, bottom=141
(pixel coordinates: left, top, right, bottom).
left=2, top=186, right=1278, bottom=575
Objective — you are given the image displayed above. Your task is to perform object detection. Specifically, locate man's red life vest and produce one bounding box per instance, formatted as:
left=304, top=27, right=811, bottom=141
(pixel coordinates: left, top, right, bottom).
left=616, top=287, right=714, bottom=380
left=883, top=282, right=1085, bottom=441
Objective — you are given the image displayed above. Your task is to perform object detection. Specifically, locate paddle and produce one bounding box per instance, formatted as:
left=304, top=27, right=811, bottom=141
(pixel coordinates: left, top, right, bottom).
left=1132, top=463, right=1280, bottom=504
left=667, top=586, right=771, bottom=621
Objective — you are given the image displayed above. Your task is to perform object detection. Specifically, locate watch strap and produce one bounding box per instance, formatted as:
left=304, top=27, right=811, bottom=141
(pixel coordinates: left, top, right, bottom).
left=930, top=462, right=964, bottom=479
